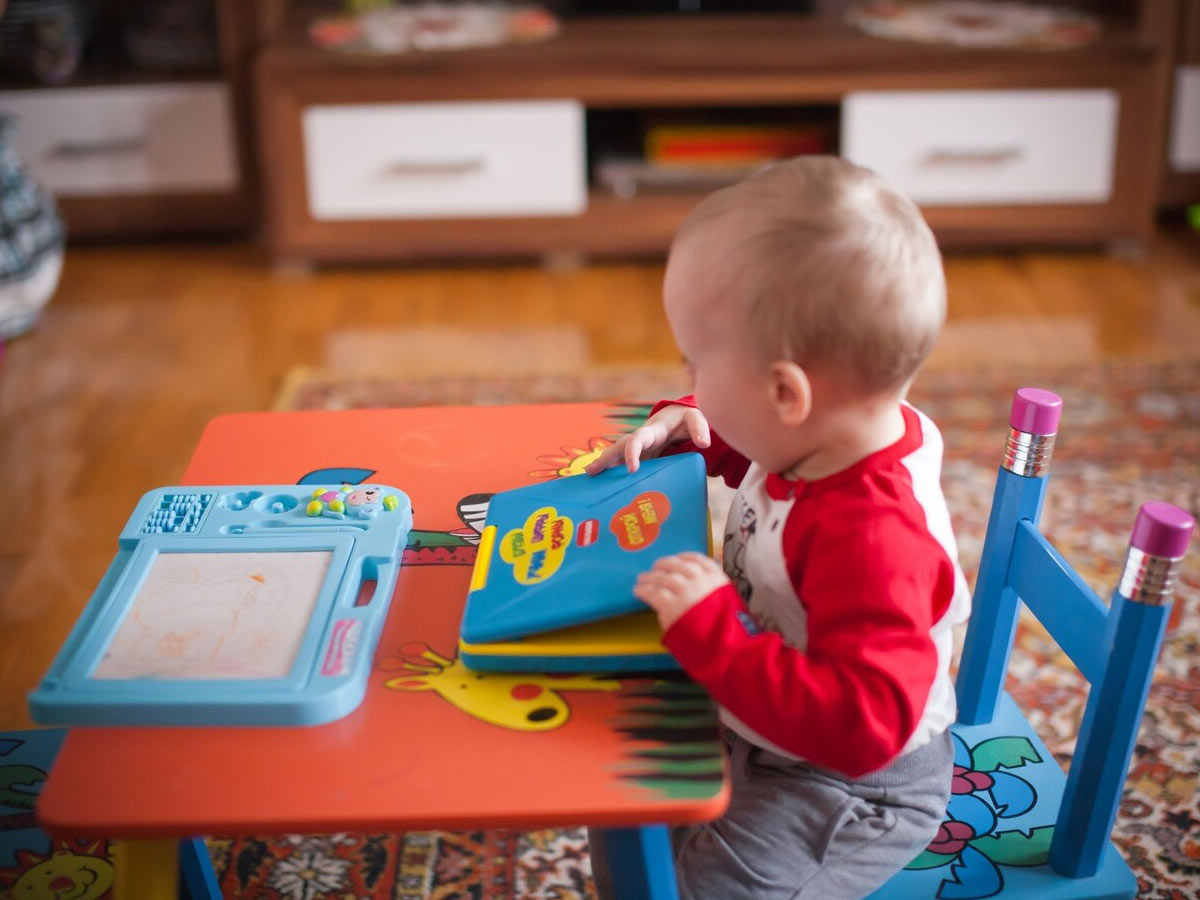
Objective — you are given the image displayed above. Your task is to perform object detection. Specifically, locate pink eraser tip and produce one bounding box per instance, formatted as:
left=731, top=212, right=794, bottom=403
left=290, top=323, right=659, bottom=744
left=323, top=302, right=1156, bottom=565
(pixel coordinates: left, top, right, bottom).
left=1009, top=388, right=1062, bottom=435
left=1131, top=501, right=1195, bottom=558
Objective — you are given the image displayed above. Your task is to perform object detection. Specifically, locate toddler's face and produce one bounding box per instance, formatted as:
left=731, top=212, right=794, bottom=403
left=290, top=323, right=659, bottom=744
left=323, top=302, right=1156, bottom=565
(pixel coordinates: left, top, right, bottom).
left=663, top=239, right=795, bottom=472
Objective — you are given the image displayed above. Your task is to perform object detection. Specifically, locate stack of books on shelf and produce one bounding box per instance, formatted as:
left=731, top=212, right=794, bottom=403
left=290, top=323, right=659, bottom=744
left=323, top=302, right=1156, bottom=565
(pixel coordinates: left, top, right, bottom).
left=596, top=122, right=831, bottom=198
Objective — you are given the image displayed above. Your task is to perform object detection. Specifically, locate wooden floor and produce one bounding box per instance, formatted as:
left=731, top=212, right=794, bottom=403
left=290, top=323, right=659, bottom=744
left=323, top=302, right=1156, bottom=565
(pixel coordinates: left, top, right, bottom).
left=2, top=230, right=1199, bottom=728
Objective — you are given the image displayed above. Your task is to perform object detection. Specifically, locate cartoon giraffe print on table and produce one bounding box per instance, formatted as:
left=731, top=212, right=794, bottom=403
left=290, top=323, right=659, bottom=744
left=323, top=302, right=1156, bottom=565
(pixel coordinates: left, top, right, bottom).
left=383, top=643, right=621, bottom=731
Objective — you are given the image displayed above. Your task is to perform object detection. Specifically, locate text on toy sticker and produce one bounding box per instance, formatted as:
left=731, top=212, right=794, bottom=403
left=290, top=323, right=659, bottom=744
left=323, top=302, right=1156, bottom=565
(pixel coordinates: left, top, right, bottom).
left=499, top=506, right=574, bottom=585
left=610, top=491, right=672, bottom=551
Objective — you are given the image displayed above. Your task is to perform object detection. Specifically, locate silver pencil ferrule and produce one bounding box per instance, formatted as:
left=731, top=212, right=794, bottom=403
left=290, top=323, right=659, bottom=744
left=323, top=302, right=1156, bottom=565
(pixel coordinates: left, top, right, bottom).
left=1117, top=547, right=1183, bottom=606
left=1003, top=429, right=1056, bottom=477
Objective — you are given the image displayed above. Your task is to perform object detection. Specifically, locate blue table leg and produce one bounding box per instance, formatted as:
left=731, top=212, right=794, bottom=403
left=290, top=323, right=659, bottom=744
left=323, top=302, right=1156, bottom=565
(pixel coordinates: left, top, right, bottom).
left=600, top=824, right=679, bottom=900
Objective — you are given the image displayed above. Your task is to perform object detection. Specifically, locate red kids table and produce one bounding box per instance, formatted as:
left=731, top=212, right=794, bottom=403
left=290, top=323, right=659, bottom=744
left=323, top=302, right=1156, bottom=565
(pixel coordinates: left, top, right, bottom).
left=36, top=404, right=729, bottom=899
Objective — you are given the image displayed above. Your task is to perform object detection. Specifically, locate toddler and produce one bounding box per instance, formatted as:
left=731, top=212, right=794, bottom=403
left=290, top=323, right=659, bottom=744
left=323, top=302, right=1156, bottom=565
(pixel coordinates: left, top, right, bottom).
left=587, top=156, right=970, bottom=900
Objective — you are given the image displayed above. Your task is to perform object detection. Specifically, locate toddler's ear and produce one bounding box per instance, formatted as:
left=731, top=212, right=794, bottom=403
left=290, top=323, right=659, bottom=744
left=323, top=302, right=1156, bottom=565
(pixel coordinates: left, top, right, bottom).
left=768, top=361, right=811, bottom=426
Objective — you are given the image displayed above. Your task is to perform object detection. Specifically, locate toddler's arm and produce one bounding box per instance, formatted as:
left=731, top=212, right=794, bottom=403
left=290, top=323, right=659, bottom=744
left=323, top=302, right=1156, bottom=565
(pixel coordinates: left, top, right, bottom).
left=585, top=397, right=750, bottom=486
left=659, top=507, right=952, bottom=778
left=585, top=403, right=711, bottom=474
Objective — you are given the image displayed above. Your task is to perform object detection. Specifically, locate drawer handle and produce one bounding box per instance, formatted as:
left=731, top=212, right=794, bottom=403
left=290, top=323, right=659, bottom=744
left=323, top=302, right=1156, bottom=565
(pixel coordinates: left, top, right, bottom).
left=379, top=158, right=486, bottom=178
left=44, top=137, right=148, bottom=160
left=920, top=147, right=1024, bottom=167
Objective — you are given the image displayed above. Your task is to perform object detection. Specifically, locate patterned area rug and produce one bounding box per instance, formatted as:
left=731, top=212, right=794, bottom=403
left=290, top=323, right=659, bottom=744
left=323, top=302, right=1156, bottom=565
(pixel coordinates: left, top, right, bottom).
left=207, top=360, right=1199, bottom=900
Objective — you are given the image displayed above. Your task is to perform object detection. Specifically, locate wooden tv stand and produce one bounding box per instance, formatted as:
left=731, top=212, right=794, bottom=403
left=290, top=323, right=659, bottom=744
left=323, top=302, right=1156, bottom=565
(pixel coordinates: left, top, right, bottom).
left=254, top=8, right=1175, bottom=264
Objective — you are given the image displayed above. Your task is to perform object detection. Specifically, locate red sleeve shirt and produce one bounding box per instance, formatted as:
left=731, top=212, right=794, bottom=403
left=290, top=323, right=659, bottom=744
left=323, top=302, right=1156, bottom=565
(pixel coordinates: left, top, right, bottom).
left=651, top=397, right=969, bottom=777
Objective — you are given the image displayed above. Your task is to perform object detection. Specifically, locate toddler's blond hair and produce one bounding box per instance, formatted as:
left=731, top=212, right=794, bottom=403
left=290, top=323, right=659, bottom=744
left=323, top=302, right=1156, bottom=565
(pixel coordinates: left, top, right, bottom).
left=675, top=156, right=945, bottom=397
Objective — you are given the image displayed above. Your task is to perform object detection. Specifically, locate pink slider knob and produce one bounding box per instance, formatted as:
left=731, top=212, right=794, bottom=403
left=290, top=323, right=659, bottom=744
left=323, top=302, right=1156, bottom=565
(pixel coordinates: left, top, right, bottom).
left=1009, top=387, right=1062, bottom=436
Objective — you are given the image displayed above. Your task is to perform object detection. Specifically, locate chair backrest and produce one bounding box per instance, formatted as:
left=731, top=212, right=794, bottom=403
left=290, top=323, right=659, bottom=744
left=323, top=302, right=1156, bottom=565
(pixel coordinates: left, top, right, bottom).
left=953, top=387, right=1194, bottom=879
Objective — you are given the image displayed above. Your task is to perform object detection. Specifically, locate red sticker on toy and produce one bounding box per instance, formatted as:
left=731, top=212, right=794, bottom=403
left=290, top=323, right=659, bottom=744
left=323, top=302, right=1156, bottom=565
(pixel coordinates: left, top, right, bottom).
left=577, top=519, right=599, bottom=547
left=610, top=491, right=671, bottom=551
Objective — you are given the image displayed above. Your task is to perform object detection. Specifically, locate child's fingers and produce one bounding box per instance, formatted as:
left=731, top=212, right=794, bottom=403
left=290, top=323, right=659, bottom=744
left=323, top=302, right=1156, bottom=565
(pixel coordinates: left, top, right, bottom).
left=675, top=551, right=722, bottom=572
left=635, top=568, right=666, bottom=588
left=585, top=427, right=653, bottom=474
left=623, top=433, right=645, bottom=472
left=632, top=574, right=667, bottom=605
left=651, top=553, right=716, bottom=578
left=648, top=557, right=689, bottom=578
left=584, top=441, right=625, bottom=475
left=635, top=567, right=682, bottom=590
left=639, top=568, right=683, bottom=589
left=683, top=409, right=711, bottom=448
left=622, top=423, right=670, bottom=472
left=587, top=407, right=705, bottom=476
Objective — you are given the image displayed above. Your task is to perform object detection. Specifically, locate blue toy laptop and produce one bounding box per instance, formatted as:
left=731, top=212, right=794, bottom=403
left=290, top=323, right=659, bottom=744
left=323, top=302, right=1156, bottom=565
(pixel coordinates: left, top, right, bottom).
left=459, top=453, right=709, bottom=672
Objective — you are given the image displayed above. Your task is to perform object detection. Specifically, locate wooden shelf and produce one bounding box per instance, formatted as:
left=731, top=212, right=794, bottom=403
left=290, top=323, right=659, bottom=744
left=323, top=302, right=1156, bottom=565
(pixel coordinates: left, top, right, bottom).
left=267, top=190, right=702, bottom=263
left=267, top=189, right=1163, bottom=264
left=260, top=13, right=1161, bottom=104
left=56, top=192, right=253, bottom=241
left=254, top=10, right=1176, bottom=262
left=0, top=1, right=260, bottom=240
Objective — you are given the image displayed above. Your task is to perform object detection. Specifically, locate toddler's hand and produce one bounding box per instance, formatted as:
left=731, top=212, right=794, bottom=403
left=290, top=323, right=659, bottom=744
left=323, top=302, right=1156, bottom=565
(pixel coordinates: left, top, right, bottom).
left=584, top=405, right=710, bottom=475
left=634, top=552, right=728, bottom=632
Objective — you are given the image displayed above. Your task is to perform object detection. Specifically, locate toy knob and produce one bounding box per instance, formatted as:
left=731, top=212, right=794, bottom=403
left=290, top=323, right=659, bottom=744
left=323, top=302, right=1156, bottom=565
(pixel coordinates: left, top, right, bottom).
left=1131, top=501, right=1195, bottom=559
left=1009, top=388, right=1062, bottom=436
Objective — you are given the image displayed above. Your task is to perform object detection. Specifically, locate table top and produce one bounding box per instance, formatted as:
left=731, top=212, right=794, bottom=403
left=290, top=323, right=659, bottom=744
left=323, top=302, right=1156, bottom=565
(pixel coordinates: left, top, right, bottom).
left=38, top=404, right=728, bottom=837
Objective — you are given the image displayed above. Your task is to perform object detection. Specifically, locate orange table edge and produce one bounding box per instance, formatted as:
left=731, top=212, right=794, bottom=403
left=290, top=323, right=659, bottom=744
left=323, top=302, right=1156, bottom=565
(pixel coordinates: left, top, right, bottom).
left=38, top=404, right=730, bottom=840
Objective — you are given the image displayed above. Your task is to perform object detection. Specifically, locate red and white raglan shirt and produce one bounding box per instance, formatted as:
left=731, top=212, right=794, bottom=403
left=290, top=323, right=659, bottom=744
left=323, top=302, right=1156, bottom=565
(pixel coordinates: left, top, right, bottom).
left=654, top=397, right=970, bottom=778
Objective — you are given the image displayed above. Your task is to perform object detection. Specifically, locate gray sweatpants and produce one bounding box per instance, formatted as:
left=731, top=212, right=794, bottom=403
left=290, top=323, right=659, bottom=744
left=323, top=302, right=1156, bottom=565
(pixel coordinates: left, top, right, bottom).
left=590, top=728, right=952, bottom=900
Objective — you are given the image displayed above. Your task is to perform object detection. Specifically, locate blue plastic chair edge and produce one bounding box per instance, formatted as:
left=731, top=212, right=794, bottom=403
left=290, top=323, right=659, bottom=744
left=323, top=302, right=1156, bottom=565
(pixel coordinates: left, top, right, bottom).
left=956, top=464, right=1049, bottom=724
left=179, top=837, right=222, bottom=900
left=600, top=824, right=680, bottom=900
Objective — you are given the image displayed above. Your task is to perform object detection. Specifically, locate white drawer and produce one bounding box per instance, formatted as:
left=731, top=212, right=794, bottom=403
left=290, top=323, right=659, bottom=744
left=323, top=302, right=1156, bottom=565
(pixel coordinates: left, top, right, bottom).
left=303, top=100, right=586, bottom=220
left=0, top=83, right=238, bottom=196
left=841, top=90, right=1118, bottom=206
left=1169, top=66, right=1200, bottom=172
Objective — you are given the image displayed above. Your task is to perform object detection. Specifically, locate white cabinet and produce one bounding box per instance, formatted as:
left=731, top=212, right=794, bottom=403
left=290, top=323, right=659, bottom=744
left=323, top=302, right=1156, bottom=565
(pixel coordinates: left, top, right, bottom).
left=1168, top=66, right=1200, bottom=172
left=0, top=83, right=238, bottom=196
left=302, top=100, right=587, bottom=220
left=841, top=89, right=1118, bottom=206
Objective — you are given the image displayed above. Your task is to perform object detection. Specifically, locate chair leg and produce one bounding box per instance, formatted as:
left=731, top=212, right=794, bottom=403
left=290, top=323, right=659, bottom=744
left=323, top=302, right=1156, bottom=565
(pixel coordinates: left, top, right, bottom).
left=1050, top=594, right=1171, bottom=877
left=956, top=466, right=1049, bottom=724
left=179, top=837, right=223, bottom=900
left=595, top=825, right=679, bottom=900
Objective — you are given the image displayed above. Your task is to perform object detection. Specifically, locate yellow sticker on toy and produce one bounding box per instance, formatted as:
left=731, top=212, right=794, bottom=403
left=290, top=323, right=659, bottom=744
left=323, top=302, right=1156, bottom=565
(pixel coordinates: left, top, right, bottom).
left=499, top=506, right=574, bottom=585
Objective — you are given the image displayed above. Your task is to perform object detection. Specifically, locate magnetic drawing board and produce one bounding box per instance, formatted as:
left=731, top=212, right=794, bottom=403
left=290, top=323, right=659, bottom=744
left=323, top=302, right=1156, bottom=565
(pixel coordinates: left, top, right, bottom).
left=29, top=484, right=412, bottom=726
left=458, top=453, right=708, bottom=671
left=94, top=550, right=332, bottom=680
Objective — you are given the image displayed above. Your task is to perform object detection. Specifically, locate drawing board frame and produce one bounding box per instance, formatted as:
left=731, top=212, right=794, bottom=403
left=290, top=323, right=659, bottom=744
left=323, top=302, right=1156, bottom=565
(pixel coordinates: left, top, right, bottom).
left=29, top=484, right=412, bottom=726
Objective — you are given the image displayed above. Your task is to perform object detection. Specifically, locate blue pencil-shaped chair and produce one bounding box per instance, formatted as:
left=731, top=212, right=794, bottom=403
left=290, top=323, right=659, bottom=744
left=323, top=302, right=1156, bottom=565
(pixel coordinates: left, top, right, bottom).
left=875, top=387, right=1195, bottom=900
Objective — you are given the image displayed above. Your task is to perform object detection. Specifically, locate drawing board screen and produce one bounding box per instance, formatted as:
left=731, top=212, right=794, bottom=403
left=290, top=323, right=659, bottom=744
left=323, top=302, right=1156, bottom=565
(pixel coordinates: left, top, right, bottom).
left=93, top=550, right=333, bottom=680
